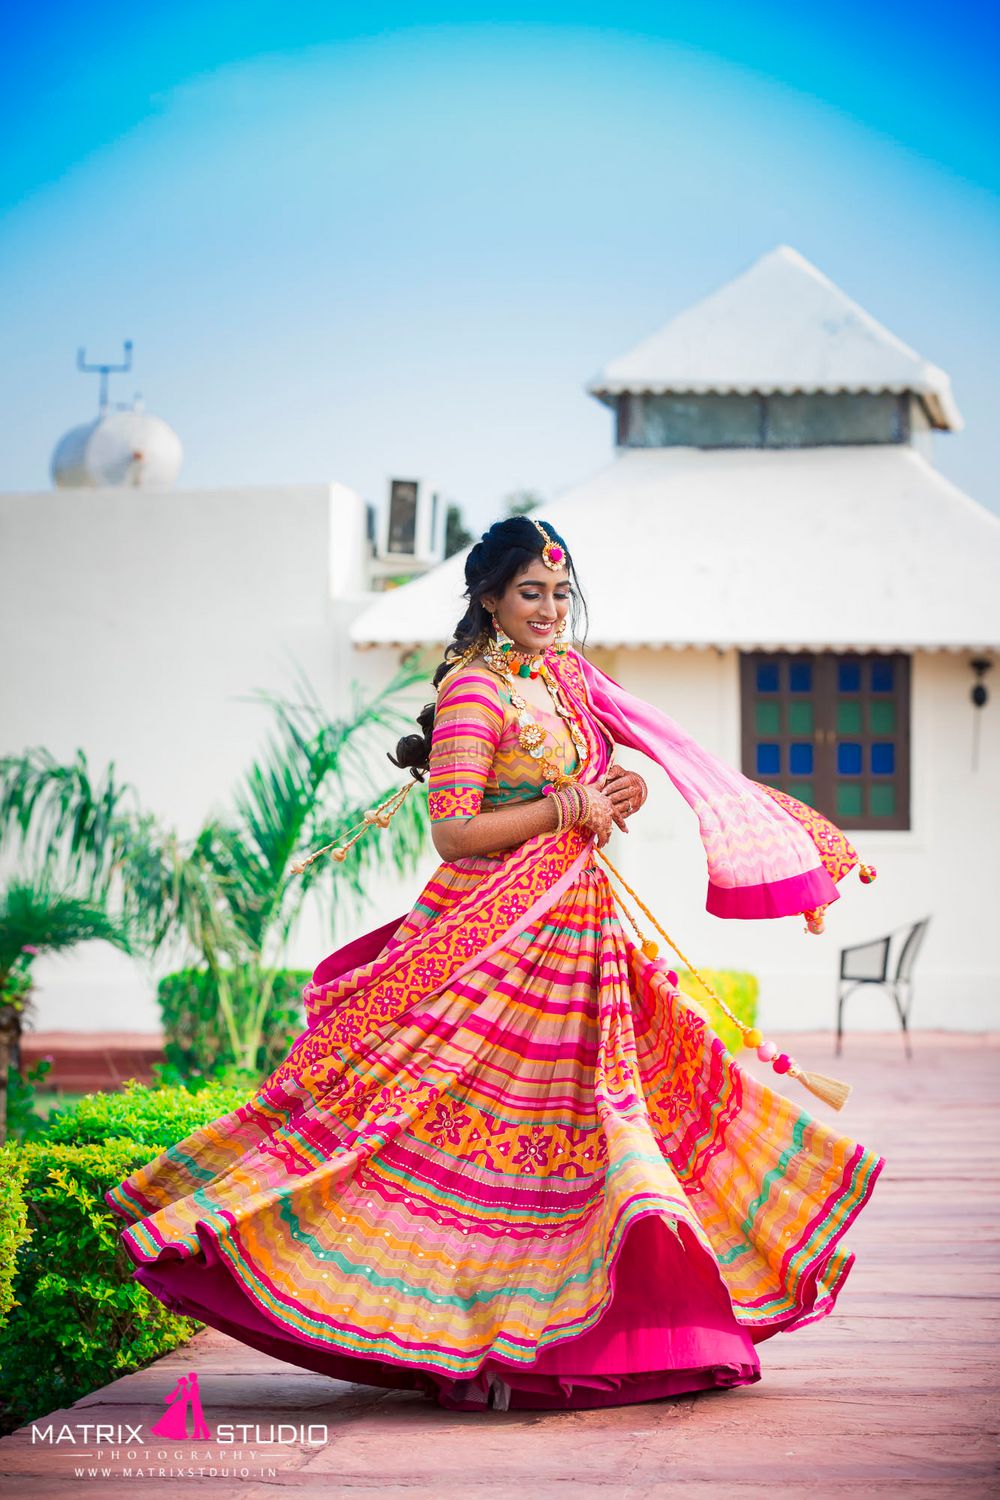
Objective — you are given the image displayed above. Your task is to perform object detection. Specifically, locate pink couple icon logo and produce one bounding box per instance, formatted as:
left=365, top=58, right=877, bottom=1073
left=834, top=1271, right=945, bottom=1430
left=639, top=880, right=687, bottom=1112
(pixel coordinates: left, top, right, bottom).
left=149, top=1371, right=212, bottom=1440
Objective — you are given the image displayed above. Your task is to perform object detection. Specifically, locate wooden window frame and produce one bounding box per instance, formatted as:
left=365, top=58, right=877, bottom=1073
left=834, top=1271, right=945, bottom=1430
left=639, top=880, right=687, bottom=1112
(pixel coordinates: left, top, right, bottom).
left=739, top=651, right=911, bottom=832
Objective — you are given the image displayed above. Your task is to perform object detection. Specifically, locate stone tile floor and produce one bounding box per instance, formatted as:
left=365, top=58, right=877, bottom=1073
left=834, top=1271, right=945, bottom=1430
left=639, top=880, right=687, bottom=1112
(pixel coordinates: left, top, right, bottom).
left=2, top=1032, right=997, bottom=1498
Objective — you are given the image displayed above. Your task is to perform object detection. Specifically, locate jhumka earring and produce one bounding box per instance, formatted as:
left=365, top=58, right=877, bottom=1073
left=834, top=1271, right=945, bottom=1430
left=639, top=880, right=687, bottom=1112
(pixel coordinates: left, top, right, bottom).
left=491, top=613, right=517, bottom=651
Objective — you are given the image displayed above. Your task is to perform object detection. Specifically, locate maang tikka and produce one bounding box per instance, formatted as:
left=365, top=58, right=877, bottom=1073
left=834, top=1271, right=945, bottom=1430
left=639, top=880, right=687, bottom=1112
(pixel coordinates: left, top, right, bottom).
left=529, top=518, right=567, bottom=571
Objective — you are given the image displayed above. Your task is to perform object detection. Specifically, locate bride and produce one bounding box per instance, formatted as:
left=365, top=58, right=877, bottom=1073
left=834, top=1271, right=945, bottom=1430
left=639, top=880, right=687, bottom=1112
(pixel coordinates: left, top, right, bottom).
left=107, top=515, right=882, bottom=1412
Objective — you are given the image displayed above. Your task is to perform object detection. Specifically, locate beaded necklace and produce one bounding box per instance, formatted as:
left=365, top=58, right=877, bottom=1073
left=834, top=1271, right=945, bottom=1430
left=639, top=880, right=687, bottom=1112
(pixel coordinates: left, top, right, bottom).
left=497, top=644, right=546, bottom=679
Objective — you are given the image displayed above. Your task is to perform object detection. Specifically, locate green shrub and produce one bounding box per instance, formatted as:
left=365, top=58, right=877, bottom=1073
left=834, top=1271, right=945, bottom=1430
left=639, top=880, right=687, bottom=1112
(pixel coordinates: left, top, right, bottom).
left=0, top=1081, right=249, bottom=1436
left=0, top=1146, right=30, bottom=1328
left=157, top=965, right=309, bottom=1084
left=43, top=1078, right=248, bottom=1149
left=0, top=1137, right=198, bottom=1434
left=676, top=968, right=759, bottom=1056
left=5, top=1057, right=54, bottom=1143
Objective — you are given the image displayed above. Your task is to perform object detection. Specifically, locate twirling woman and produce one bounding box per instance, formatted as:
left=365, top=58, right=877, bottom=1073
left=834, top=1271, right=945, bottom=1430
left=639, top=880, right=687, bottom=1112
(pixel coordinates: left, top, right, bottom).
left=107, top=516, right=883, bottom=1412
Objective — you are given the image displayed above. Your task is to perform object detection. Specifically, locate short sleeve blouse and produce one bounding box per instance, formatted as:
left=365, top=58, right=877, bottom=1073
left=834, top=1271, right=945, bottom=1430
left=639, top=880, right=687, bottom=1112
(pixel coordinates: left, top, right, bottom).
left=427, top=662, right=579, bottom=826
left=428, top=667, right=505, bottom=825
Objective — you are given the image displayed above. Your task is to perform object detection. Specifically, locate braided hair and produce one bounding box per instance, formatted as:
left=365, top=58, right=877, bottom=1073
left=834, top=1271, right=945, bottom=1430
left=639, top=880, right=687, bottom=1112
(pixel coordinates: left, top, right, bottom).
left=388, top=516, right=587, bottom=780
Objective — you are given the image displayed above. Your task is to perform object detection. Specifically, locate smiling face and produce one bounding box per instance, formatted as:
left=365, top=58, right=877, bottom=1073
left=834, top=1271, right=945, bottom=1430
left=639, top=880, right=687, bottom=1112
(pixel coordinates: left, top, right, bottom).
left=482, top=559, right=573, bottom=654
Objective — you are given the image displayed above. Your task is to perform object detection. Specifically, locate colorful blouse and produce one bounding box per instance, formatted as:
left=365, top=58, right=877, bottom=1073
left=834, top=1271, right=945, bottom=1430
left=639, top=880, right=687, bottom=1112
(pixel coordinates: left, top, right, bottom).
left=428, top=663, right=580, bottom=826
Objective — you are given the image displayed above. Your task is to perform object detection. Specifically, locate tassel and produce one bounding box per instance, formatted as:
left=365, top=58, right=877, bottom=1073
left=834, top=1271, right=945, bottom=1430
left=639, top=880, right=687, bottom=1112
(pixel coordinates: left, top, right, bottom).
left=789, top=1066, right=852, bottom=1112
left=288, top=783, right=414, bottom=878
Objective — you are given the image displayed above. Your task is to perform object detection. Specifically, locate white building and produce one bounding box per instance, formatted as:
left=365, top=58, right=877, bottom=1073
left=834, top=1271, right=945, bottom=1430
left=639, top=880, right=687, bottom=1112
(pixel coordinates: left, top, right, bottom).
left=3, top=247, right=998, bottom=1054
left=350, top=247, right=1000, bottom=1032
left=1, top=372, right=443, bottom=1046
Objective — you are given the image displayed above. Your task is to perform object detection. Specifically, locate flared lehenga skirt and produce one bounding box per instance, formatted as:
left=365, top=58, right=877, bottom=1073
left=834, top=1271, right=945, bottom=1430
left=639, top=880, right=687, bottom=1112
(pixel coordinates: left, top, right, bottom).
left=106, top=842, right=883, bottom=1411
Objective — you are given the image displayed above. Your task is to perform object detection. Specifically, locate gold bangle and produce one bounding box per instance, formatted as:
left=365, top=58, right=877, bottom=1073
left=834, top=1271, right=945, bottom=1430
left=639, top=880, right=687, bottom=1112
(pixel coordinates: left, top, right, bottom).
left=568, top=784, right=586, bottom=827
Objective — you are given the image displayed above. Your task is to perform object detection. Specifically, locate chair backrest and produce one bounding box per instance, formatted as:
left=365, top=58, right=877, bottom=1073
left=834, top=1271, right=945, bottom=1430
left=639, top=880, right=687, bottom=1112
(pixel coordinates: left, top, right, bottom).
left=840, top=935, right=891, bottom=982
left=895, top=918, right=931, bottom=983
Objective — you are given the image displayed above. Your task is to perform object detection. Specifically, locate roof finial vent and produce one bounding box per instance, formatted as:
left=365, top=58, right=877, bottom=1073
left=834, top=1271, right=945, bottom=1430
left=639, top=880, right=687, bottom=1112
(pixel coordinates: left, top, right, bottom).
left=77, top=340, right=133, bottom=415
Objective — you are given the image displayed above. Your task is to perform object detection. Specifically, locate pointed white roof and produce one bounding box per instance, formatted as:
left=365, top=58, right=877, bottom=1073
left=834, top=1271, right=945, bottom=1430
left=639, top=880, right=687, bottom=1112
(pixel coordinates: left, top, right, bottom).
left=350, top=446, right=1000, bottom=653
left=587, top=246, right=962, bottom=432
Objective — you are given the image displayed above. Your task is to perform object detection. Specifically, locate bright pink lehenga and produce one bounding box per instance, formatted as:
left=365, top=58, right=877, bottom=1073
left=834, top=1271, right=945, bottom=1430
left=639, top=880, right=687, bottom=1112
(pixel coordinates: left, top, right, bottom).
left=106, top=650, right=883, bottom=1411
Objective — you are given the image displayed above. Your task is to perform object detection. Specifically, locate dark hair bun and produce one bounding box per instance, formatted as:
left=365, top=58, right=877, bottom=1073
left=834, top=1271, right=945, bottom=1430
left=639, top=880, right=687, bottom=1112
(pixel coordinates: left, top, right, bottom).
left=388, top=703, right=436, bottom=781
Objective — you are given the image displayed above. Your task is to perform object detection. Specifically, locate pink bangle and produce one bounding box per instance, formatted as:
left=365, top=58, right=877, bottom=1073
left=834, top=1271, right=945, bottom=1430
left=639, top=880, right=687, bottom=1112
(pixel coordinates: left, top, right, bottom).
left=550, top=783, right=582, bottom=833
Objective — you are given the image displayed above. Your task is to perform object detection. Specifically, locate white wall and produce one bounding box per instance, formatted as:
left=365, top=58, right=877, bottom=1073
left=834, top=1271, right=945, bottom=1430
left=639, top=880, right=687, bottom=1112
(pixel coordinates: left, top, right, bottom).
left=1, top=482, right=386, bottom=1032
left=592, top=646, right=1000, bottom=1032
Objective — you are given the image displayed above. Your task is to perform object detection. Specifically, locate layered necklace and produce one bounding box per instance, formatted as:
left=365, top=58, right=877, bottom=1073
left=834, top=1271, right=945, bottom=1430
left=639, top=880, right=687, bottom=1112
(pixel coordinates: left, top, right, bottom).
left=481, top=628, right=588, bottom=791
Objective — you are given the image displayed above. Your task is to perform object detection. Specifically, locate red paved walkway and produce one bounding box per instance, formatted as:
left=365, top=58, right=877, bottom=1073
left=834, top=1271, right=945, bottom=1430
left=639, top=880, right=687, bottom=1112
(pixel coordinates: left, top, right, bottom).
left=2, top=1032, right=998, bottom=1498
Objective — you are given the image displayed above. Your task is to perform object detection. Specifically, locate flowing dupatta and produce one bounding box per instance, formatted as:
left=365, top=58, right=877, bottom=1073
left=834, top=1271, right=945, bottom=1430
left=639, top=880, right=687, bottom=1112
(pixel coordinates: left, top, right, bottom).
left=297, top=644, right=860, bottom=954
left=552, top=652, right=863, bottom=924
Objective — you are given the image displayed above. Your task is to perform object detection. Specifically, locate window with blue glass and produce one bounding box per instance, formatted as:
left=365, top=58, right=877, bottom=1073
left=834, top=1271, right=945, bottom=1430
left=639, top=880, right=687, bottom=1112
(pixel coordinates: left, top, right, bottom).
left=740, top=652, right=910, bottom=831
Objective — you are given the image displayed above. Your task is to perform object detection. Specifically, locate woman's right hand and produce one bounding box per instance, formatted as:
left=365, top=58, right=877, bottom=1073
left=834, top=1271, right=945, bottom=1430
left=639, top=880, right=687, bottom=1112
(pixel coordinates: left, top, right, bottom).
left=578, top=785, right=616, bottom=847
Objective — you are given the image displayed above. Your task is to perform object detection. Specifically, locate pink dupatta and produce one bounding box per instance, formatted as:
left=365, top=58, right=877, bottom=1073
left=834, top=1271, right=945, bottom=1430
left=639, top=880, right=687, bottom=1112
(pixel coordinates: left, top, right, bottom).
left=553, top=652, right=859, bottom=923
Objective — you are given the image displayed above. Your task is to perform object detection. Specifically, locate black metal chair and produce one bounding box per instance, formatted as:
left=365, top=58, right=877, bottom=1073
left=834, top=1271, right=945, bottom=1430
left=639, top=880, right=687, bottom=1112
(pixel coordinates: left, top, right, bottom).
left=836, top=917, right=931, bottom=1058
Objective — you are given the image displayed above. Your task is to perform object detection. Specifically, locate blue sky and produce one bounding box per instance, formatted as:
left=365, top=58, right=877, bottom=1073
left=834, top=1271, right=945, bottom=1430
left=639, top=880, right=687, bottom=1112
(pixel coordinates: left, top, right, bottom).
left=2, top=2, right=998, bottom=525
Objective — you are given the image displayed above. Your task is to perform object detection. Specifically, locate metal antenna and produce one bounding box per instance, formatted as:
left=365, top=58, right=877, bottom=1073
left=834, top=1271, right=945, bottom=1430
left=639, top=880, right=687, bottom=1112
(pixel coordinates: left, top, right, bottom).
left=77, top=340, right=133, bottom=414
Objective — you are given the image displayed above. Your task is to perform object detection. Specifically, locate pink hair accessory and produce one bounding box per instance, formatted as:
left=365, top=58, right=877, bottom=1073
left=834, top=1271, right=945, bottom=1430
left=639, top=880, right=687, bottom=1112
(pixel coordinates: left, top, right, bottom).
left=529, top=517, right=567, bottom=571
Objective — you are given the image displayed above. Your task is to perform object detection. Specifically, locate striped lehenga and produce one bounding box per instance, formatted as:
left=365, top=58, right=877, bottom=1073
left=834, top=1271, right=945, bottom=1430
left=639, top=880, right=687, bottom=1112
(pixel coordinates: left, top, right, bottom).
left=106, top=650, right=883, bottom=1411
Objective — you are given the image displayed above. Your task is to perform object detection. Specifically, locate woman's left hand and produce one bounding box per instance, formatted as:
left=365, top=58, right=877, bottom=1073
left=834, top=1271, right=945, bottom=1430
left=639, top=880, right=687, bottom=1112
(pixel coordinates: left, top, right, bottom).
left=600, top=764, right=648, bottom=833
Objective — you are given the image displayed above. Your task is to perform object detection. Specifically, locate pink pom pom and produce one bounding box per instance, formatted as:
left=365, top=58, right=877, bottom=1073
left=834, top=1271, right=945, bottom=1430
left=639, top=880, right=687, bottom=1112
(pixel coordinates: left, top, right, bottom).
left=772, top=1053, right=792, bottom=1075
left=757, top=1040, right=777, bottom=1062
left=665, top=970, right=678, bottom=987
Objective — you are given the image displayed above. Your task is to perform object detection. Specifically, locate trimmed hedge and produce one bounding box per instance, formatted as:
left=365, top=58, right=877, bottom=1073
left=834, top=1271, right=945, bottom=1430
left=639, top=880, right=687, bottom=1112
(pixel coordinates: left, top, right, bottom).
left=0, top=1146, right=30, bottom=1327
left=0, top=1080, right=247, bottom=1437
left=43, top=1078, right=248, bottom=1149
left=676, top=968, right=759, bottom=1056
left=157, top=966, right=310, bottom=1083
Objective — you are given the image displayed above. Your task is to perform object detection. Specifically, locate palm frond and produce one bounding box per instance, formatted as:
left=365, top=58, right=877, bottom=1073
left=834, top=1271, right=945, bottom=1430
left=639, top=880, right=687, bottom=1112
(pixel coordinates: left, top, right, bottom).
left=0, top=663, right=432, bottom=985
left=0, top=880, right=134, bottom=973
left=273, top=773, right=429, bottom=953
left=213, top=662, right=430, bottom=953
left=0, top=749, right=139, bottom=889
